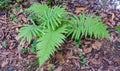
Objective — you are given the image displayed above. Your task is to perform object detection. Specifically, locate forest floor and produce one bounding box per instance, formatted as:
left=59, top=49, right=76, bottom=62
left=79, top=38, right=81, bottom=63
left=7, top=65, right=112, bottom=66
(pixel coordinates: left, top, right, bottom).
left=0, top=0, right=120, bottom=71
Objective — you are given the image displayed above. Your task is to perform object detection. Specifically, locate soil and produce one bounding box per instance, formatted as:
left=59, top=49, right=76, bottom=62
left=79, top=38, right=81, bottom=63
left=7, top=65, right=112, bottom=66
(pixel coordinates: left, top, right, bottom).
left=0, top=0, right=120, bottom=71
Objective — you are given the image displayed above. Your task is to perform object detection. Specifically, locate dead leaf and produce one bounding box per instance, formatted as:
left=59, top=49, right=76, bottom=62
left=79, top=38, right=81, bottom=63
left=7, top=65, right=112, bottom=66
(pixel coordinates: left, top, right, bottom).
left=12, top=8, right=17, bottom=15
left=83, top=47, right=92, bottom=54
left=21, top=16, right=28, bottom=23
left=55, top=54, right=63, bottom=60
left=111, top=13, right=115, bottom=20
left=9, top=43, right=15, bottom=49
left=0, top=28, right=4, bottom=40
left=117, top=22, right=120, bottom=26
left=100, top=13, right=107, bottom=17
left=17, top=5, right=23, bottom=15
left=109, top=20, right=115, bottom=26
left=105, top=21, right=113, bottom=27
left=54, top=66, right=62, bottom=71
left=92, top=41, right=102, bottom=50
left=47, top=64, right=54, bottom=68
left=76, top=7, right=86, bottom=11
left=60, top=60, right=65, bottom=65
left=90, top=58, right=101, bottom=65
left=75, top=7, right=86, bottom=14
left=0, top=44, right=2, bottom=49
left=1, top=59, right=9, bottom=67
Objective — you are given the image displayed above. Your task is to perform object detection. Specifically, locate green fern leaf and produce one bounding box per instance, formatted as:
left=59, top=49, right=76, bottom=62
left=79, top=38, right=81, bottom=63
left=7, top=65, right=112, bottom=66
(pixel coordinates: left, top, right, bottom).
left=26, top=4, right=68, bottom=30
left=68, top=13, right=110, bottom=40
left=18, top=24, right=43, bottom=44
left=26, top=3, right=50, bottom=15
left=36, top=26, right=66, bottom=67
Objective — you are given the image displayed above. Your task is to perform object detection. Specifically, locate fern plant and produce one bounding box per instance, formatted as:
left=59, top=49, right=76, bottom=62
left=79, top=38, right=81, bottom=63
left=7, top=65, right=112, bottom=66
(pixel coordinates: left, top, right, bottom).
left=68, top=13, right=110, bottom=40
left=19, top=4, right=68, bottom=67
left=18, top=4, right=110, bottom=67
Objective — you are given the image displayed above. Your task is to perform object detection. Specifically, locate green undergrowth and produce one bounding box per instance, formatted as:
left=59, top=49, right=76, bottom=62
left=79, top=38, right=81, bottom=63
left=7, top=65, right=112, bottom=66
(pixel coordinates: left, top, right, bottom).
left=115, top=26, right=120, bottom=33
left=18, top=3, right=110, bottom=67
left=0, top=0, right=12, bottom=9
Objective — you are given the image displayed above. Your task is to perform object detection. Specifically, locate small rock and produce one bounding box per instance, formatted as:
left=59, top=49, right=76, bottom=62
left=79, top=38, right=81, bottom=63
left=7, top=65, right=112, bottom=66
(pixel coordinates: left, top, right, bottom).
left=6, top=67, right=17, bottom=71
left=0, top=11, right=4, bottom=16
left=79, top=1, right=89, bottom=7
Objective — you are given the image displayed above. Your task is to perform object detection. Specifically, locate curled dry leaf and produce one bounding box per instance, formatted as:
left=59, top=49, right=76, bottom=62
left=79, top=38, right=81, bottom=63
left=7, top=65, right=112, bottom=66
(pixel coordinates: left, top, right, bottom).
left=9, top=43, right=16, bottom=49
left=109, top=20, right=115, bottom=26
left=83, top=47, right=92, bottom=54
left=111, top=13, right=115, bottom=20
left=21, top=15, right=28, bottom=23
left=17, top=5, right=23, bottom=15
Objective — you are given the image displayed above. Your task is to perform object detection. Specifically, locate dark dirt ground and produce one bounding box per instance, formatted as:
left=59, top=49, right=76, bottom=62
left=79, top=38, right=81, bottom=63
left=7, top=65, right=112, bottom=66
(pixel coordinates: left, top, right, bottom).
left=0, top=0, right=120, bottom=71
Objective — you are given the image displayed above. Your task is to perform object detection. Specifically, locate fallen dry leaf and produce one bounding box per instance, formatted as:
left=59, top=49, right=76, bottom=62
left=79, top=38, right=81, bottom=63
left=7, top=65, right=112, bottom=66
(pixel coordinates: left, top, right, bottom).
left=89, top=58, right=101, bottom=65
left=109, top=20, right=115, bottom=26
left=1, top=59, right=9, bottom=67
left=100, top=13, right=107, bottom=17
left=105, top=21, right=113, bottom=27
left=92, top=41, right=102, bottom=50
left=47, top=64, right=54, bottom=68
left=55, top=54, right=63, bottom=60
left=83, top=47, right=92, bottom=54
left=21, top=16, right=28, bottom=23
left=17, top=5, right=23, bottom=15
left=0, top=44, right=2, bottom=49
left=66, top=50, right=73, bottom=58
left=60, top=60, right=65, bottom=65
left=111, top=13, right=115, bottom=20
left=75, top=7, right=86, bottom=14
left=12, top=8, right=17, bottom=15
left=9, top=43, right=15, bottom=49
left=54, top=66, right=62, bottom=71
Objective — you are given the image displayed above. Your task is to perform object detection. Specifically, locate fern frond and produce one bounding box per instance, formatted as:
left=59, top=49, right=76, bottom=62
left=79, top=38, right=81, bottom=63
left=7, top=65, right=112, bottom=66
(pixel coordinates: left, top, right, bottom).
left=18, top=24, right=43, bottom=44
left=26, top=4, right=50, bottom=15
left=68, top=13, right=110, bottom=40
left=26, top=4, right=68, bottom=30
left=36, top=25, right=66, bottom=67
left=43, top=6, right=68, bottom=30
left=68, top=14, right=85, bottom=40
